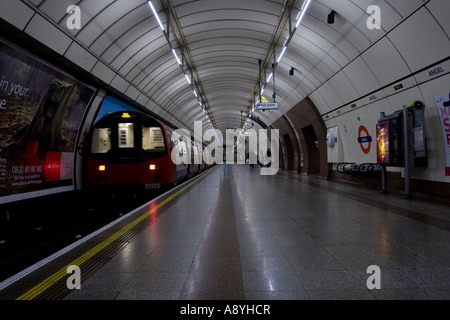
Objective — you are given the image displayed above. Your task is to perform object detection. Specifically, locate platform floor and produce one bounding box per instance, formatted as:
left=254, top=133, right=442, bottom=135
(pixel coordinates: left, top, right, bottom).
left=2, top=164, right=450, bottom=300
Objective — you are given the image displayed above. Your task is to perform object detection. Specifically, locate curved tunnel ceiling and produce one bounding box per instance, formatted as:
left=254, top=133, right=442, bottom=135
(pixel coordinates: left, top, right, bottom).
left=21, top=0, right=431, bottom=133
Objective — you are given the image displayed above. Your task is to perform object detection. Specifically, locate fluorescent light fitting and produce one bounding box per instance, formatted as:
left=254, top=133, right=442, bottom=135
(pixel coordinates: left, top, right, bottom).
left=277, top=46, right=287, bottom=63
left=193, top=90, right=197, bottom=97
left=148, top=1, right=165, bottom=31
left=267, top=72, right=273, bottom=83
left=172, top=48, right=181, bottom=65
left=185, top=74, right=191, bottom=84
left=295, top=0, right=311, bottom=28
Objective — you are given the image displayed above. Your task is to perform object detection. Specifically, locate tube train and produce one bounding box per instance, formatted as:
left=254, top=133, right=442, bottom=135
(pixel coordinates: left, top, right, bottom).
left=87, top=110, right=210, bottom=191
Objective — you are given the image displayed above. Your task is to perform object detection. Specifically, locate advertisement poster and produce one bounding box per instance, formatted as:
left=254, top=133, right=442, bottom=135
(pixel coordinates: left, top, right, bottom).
left=376, top=122, right=389, bottom=164
left=434, top=92, right=450, bottom=176
left=0, top=40, right=95, bottom=202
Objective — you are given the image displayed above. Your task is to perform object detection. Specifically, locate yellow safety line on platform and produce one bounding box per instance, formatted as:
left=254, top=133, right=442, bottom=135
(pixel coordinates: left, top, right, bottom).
left=16, top=167, right=217, bottom=300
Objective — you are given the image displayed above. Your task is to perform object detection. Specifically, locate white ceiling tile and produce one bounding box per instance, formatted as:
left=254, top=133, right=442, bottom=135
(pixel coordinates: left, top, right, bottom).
left=64, top=42, right=97, bottom=72
left=388, top=7, right=450, bottom=72
left=343, top=57, right=380, bottom=97
left=0, top=0, right=35, bottom=30
left=361, top=36, right=410, bottom=86
left=40, top=0, right=75, bottom=23
left=25, top=14, right=72, bottom=55
left=426, top=0, right=450, bottom=38
left=385, top=0, right=425, bottom=17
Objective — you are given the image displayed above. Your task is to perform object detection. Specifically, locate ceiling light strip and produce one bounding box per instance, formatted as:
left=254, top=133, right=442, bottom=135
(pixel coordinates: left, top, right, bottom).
left=277, top=46, right=287, bottom=63
left=185, top=74, right=191, bottom=85
left=148, top=1, right=165, bottom=31
left=172, top=48, right=182, bottom=65
left=149, top=0, right=216, bottom=130
left=295, top=0, right=311, bottom=28
left=243, top=0, right=312, bottom=131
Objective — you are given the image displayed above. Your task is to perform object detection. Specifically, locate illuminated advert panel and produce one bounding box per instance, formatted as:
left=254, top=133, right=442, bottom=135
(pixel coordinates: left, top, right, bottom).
left=0, top=40, right=95, bottom=203
left=376, top=122, right=389, bottom=164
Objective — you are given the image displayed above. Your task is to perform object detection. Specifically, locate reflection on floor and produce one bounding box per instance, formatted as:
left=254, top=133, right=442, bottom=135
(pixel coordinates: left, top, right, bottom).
left=64, top=164, right=450, bottom=300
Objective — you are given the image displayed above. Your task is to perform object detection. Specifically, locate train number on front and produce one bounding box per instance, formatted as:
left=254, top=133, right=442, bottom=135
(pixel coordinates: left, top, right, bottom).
left=145, top=183, right=161, bottom=190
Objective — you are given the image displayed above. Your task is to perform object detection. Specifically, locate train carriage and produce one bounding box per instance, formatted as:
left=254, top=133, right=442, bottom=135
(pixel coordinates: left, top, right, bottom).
left=87, top=111, right=189, bottom=191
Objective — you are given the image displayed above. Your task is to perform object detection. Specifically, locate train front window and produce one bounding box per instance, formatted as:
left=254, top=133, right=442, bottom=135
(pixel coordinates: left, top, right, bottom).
left=142, top=127, right=166, bottom=152
left=91, top=128, right=111, bottom=154
left=118, top=123, right=135, bottom=148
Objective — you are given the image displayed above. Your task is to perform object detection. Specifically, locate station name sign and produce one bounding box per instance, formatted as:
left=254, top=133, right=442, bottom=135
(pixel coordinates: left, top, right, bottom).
left=256, top=102, right=279, bottom=110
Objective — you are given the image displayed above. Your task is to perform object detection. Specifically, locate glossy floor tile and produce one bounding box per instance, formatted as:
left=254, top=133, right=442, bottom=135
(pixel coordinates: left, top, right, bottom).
left=64, top=164, right=450, bottom=300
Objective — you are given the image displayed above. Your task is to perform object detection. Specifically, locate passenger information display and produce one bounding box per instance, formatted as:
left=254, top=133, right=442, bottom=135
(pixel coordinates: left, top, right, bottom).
left=0, top=39, right=95, bottom=203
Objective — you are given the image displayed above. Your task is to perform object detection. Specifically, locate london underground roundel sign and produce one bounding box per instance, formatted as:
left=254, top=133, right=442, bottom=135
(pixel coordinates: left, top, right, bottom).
left=357, top=125, right=372, bottom=154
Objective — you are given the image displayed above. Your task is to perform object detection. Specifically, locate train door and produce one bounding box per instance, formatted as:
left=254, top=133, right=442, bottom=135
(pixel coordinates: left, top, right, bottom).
left=115, top=121, right=139, bottom=182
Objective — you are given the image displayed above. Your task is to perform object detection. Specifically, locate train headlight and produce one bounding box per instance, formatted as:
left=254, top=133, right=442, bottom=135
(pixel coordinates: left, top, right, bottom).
left=149, top=164, right=160, bottom=171
left=98, top=165, right=106, bottom=171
